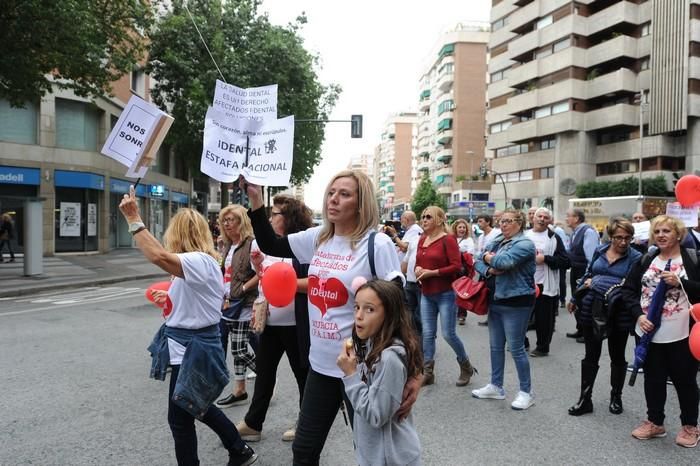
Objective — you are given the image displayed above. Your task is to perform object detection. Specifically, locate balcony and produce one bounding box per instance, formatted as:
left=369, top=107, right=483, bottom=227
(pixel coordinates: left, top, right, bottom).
left=586, top=35, right=638, bottom=68
left=437, top=70, right=455, bottom=93
left=507, top=111, right=584, bottom=142
left=586, top=1, right=640, bottom=37
left=509, top=15, right=585, bottom=62
left=417, top=160, right=431, bottom=172
left=436, top=147, right=453, bottom=164
left=437, top=129, right=454, bottom=145
left=507, top=47, right=585, bottom=89
left=507, top=80, right=586, bottom=116
left=437, top=185, right=453, bottom=195
left=435, top=165, right=453, bottom=178
left=584, top=103, right=638, bottom=131
left=586, top=68, right=637, bottom=100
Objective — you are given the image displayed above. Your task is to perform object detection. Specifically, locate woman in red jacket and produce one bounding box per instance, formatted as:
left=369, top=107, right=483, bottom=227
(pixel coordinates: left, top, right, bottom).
left=415, top=206, right=475, bottom=387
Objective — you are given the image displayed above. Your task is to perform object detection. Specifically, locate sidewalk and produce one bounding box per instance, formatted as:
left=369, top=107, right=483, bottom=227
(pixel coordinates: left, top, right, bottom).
left=0, top=249, right=168, bottom=298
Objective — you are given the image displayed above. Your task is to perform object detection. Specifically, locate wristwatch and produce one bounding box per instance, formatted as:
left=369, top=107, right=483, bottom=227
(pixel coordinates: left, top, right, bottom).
left=129, top=221, right=146, bottom=236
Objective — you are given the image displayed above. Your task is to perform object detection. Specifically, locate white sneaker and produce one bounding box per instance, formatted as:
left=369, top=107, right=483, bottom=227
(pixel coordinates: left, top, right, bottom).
left=511, top=391, right=534, bottom=410
left=471, top=383, right=506, bottom=400
left=246, top=371, right=257, bottom=380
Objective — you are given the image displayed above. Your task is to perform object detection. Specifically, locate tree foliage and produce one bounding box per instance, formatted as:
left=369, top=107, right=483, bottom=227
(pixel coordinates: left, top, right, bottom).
left=576, top=175, right=670, bottom=198
left=411, top=175, right=447, bottom=217
left=147, top=0, right=341, bottom=185
left=0, top=0, right=152, bottom=107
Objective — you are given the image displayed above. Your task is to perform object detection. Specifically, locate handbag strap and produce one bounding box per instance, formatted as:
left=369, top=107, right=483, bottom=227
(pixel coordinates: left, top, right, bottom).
left=368, top=231, right=377, bottom=279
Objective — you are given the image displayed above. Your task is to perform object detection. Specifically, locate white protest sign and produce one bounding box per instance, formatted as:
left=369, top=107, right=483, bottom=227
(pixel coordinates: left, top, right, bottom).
left=200, top=108, right=294, bottom=186
left=213, top=80, right=277, bottom=121
left=101, top=95, right=174, bottom=178
left=633, top=220, right=650, bottom=241
left=241, top=115, right=294, bottom=186
left=666, top=202, right=699, bottom=227
left=201, top=107, right=260, bottom=182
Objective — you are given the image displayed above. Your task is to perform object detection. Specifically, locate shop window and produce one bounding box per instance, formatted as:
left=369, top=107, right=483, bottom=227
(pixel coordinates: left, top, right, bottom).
left=55, top=188, right=100, bottom=252
left=0, top=99, right=37, bottom=144
left=56, top=99, right=99, bottom=151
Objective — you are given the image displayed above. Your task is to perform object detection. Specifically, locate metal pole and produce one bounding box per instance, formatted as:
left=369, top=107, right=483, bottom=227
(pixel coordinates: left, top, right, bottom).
left=467, top=150, right=474, bottom=204
left=638, top=90, right=646, bottom=199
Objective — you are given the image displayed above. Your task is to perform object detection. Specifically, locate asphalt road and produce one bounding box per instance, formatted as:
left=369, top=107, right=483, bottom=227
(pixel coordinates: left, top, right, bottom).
left=1, top=279, right=698, bottom=465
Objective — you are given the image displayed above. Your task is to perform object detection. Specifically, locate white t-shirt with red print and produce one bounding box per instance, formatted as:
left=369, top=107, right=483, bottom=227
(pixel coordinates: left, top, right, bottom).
left=288, top=227, right=404, bottom=378
left=251, top=240, right=296, bottom=327
left=223, top=244, right=236, bottom=297
left=636, top=256, right=691, bottom=343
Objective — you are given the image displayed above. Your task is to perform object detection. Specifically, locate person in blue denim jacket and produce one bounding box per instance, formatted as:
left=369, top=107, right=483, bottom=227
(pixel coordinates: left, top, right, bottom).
left=119, top=186, right=258, bottom=466
left=472, top=209, right=537, bottom=411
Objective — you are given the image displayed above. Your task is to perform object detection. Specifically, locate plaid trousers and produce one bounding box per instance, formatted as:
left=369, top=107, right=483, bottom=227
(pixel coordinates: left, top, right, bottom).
left=224, top=319, right=257, bottom=381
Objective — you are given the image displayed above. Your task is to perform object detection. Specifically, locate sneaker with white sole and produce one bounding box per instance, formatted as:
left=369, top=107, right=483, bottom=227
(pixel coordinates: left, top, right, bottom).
left=675, top=425, right=699, bottom=448
left=471, top=383, right=506, bottom=400
left=511, top=391, right=534, bottom=410
left=235, top=421, right=261, bottom=442
left=281, top=424, right=296, bottom=442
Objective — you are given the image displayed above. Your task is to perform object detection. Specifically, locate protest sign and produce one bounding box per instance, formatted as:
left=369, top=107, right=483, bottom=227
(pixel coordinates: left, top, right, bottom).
left=101, top=95, right=174, bottom=178
left=200, top=108, right=294, bottom=186
left=632, top=220, right=650, bottom=241
left=666, top=202, right=699, bottom=227
left=213, top=80, right=277, bottom=122
left=60, top=202, right=81, bottom=237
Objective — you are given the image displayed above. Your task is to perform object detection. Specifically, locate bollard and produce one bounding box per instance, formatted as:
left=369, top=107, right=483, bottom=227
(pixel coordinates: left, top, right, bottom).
left=23, top=199, right=43, bottom=276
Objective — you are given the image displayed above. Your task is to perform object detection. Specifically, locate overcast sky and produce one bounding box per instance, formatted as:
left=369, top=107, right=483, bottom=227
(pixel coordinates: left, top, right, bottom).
left=260, top=0, right=491, bottom=210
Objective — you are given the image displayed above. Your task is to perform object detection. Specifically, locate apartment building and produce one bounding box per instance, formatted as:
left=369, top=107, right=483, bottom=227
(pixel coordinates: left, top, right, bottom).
left=487, top=0, right=700, bottom=219
left=0, top=71, right=191, bottom=255
left=347, top=153, right=374, bottom=179
left=374, top=113, right=418, bottom=219
left=416, top=23, right=492, bottom=215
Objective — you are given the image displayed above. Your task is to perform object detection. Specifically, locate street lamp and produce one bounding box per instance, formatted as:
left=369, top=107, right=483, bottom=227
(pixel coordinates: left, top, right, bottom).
left=466, top=150, right=474, bottom=203
left=480, top=161, right=509, bottom=208
left=635, top=90, right=648, bottom=200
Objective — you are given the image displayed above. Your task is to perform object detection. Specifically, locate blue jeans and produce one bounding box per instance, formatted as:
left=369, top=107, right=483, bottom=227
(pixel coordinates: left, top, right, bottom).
left=488, top=303, right=532, bottom=393
left=168, top=365, right=245, bottom=465
left=421, top=289, right=468, bottom=363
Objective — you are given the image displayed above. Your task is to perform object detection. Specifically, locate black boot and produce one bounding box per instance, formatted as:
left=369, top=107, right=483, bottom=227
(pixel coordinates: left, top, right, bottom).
left=609, top=363, right=627, bottom=415
left=568, top=361, right=598, bottom=416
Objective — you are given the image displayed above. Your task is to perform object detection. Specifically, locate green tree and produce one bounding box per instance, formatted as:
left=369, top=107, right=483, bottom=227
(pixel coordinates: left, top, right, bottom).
left=576, top=175, right=670, bottom=198
left=0, top=0, right=152, bottom=107
left=411, top=175, right=447, bottom=217
left=147, top=0, right=340, bottom=185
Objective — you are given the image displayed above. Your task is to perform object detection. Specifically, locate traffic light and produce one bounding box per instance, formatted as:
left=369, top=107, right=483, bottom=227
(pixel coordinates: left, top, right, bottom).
left=351, top=114, right=363, bottom=138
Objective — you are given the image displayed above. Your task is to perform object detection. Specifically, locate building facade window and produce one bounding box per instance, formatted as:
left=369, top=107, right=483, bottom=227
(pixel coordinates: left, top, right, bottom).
left=439, top=43, right=455, bottom=58
left=540, top=166, right=554, bottom=178
left=490, top=120, right=512, bottom=134
left=0, top=100, right=37, bottom=144
left=438, top=100, right=455, bottom=115
left=534, top=101, right=569, bottom=119
left=492, top=16, right=508, bottom=31
left=495, top=143, right=529, bottom=157
left=641, top=22, right=651, bottom=37
left=439, top=62, right=454, bottom=75
left=640, top=57, right=650, bottom=70
left=597, top=160, right=638, bottom=175
left=55, top=99, right=99, bottom=151
left=536, top=15, right=553, bottom=29
left=491, top=68, right=509, bottom=83
left=540, top=138, right=556, bottom=150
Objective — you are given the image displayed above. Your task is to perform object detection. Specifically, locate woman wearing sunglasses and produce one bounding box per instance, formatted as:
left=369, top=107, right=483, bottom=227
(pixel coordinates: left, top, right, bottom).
left=415, top=206, right=475, bottom=387
left=472, top=209, right=536, bottom=410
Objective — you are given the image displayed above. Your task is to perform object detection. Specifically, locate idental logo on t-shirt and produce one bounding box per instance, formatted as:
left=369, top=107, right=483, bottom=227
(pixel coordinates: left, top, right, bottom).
left=308, top=276, right=349, bottom=317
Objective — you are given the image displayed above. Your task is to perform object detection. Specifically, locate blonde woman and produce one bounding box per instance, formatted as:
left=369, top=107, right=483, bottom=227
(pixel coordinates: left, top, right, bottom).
left=416, top=206, right=475, bottom=387
left=242, top=170, right=419, bottom=465
left=452, top=218, right=475, bottom=325
left=118, top=187, right=258, bottom=465
left=216, top=205, right=260, bottom=409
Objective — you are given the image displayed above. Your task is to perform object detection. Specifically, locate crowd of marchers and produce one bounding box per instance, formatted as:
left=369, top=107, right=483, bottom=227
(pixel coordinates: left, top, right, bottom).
left=116, top=169, right=699, bottom=466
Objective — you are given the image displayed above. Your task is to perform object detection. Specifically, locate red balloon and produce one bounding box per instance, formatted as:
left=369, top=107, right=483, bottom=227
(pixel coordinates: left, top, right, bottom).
left=674, top=175, right=700, bottom=207
left=691, top=303, right=700, bottom=323
left=261, top=262, right=297, bottom=307
left=689, top=324, right=700, bottom=361
left=146, top=281, right=173, bottom=317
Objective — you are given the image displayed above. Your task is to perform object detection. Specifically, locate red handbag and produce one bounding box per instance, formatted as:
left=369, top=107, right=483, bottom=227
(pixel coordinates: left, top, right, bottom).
left=452, top=276, right=488, bottom=316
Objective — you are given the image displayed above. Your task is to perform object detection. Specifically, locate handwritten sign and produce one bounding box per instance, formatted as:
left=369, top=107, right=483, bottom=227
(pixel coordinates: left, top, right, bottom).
left=666, top=202, right=699, bottom=227
left=632, top=220, right=650, bottom=241
left=200, top=107, right=294, bottom=186
left=101, top=95, right=174, bottom=178
left=60, top=202, right=81, bottom=237
left=213, top=80, right=277, bottom=122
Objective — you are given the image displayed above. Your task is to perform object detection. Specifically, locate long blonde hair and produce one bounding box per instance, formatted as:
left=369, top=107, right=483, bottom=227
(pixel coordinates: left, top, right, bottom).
left=163, top=208, right=218, bottom=260
left=219, top=204, right=255, bottom=248
left=421, top=206, right=450, bottom=234
left=451, top=218, right=471, bottom=239
left=317, top=170, right=379, bottom=249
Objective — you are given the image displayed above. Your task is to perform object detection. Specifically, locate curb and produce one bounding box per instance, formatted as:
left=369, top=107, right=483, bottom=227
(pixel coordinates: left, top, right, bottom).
left=0, top=273, right=169, bottom=299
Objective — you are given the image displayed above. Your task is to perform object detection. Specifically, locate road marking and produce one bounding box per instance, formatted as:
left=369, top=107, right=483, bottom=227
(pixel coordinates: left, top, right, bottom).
left=0, top=288, right=145, bottom=317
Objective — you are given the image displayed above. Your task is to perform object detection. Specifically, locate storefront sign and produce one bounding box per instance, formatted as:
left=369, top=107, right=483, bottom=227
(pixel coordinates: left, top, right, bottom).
left=171, top=192, right=189, bottom=204
left=101, top=95, right=174, bottom=178
left=200, top=107, right=294, bottom=186
left=213, top=80, right=277, bottom=122
left=150, top=185, right=165, bottom=198
left=55, top=171, right=105, bottom=190
left=87, top=203, right=97, bottom=236
left=0, top=166, right=40, bottom=185
left=59, top=202, right=81, bottom=237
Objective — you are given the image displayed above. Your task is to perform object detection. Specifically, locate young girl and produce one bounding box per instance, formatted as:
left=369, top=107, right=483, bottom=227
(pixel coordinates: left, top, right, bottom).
left=337, top=279, right=423, bottom=466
